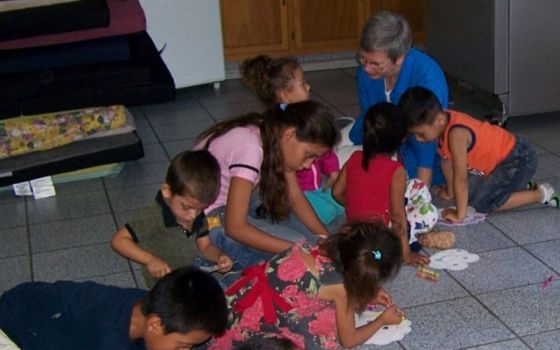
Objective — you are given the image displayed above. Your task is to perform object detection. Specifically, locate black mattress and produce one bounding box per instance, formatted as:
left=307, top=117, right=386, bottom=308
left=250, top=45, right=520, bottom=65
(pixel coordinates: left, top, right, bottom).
left=0, top=32, right=176, bottom=119
left=0, top=131, right=144, bottom=187
left=0, top=0, right=110, bottom=41
left=0, top=35, right=130, bottom=75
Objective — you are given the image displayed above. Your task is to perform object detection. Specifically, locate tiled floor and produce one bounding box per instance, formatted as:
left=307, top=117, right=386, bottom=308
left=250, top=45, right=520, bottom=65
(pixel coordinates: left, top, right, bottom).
left=1, top=67, right=560, bottom=349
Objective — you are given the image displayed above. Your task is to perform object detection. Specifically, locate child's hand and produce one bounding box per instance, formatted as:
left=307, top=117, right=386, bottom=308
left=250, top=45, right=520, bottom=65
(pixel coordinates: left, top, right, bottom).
left=378, top=305, right=406, bottom=326
left=434, top=186, right=453, bottom=200
left=371, top=287, right=393, bottom=307
left=403, top=251, right=430, bottom=267
left=216, top=254, right=234, bottom=273
left=322, top=171, right=339, bottom=191
left=147, top=257, right=172, bottom=278
left=442, top=208, right=463, bottom=223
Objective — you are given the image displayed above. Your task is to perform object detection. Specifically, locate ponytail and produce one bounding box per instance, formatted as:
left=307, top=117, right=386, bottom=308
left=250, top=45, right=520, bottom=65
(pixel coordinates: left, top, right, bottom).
left=259, top=101, right=339, bottom=221
left=361, top=102, right=409, bottom=170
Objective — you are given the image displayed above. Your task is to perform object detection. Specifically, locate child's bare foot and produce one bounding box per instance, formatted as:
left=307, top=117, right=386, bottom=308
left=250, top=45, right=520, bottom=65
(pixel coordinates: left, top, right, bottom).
left=418, top=230, right=456, bottom=249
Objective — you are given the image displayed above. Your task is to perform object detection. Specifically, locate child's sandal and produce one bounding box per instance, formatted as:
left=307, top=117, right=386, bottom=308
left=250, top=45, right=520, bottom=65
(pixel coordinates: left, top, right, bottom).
left=417, top=231, right=456, bottom=250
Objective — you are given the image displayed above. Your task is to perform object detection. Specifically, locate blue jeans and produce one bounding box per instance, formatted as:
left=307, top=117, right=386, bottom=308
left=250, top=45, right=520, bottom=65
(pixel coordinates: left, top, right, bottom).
left=468, top=138, right=537, bottom=213
left=206, top=204, right=319, bottom=271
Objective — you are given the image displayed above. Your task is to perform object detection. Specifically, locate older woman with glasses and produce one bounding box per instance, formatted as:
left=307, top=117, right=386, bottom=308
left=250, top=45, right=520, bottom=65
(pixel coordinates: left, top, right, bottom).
left=342, top=10, right=448, bottom=187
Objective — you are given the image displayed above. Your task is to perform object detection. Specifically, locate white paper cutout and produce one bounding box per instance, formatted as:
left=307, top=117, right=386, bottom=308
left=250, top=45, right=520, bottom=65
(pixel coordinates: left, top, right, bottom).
left=437, top=206, right=486, bottom=226
left=30, top=176, right=56, bottom=199
left=354, top=310, right=412, bottom=345
left=429, top=249, right=480, bottom=271
left=12, top=182, right=33, bottom=196
left=0, top=329, right=20, bottom=350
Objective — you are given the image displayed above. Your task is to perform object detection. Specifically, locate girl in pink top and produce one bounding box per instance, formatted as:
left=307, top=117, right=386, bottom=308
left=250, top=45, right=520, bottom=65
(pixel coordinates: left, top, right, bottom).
left=195, top=101, right=339, bottom=270
left=241, top=55, right=343, bottom=225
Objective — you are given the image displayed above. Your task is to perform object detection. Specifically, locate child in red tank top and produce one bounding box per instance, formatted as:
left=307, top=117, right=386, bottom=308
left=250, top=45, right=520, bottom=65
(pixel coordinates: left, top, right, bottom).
left=332, top=103, right=454, bottom=266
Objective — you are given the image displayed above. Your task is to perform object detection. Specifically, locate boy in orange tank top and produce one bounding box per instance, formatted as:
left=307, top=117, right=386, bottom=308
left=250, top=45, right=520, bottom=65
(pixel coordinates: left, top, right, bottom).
left=398, top=87, right=559, bottom=223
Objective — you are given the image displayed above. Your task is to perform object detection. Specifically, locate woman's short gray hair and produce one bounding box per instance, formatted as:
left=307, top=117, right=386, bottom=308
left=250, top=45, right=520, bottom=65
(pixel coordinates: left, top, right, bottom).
left=360, top=10, right=412, bottom=62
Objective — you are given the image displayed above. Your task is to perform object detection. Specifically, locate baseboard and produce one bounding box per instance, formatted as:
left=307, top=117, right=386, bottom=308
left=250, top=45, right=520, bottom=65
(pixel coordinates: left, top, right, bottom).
left=225, top=51, right=358, bottom=80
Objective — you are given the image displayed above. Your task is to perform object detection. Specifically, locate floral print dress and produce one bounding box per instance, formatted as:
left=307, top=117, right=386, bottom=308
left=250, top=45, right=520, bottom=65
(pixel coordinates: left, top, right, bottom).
left=209, top=243, right=343, bottom=350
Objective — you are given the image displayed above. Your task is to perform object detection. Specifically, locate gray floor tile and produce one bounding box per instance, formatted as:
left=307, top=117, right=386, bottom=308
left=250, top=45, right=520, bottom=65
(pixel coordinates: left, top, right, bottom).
left=533, top=154, right=560, bottom=180
left=133, top=143, right=169, bottom=164
left=465, top=339, right=530, bottom=350
left=113, top=209, right=136, bottom=227
left=142, top=98, right=212, bottom=126
left=0, top=201, right=26, bottom=229
left=29, top=214, right=116, bottom=253
left=385, top=265, right=469, bottom=308
left=533, top=134, right=560, bottom=155
left=135, top=125, right=159, bottom=144
left=204, top=100, right=264, bottom=121
left=525, top=239, right=560, bottom=273
left=153, top=119, right=215, bottom=142
left=52, top=178, right=105, bottom=195
left=0, top=226, right=28, bottom=259
left=107, top=183, right=160, bottom=213
left=0, top=255, right=31, bottom=293
left=32, top=243, right=129, bottom=282
left=0, top=190, right=24, bottom=204
left=400, top=297, right=514, bottom=349
left=195, top=79, right=259, bottom=106
left=487, top=208, right=560, bottom=245
left=523, top=329, right=560, bottom=350
left=430, top=220, right=516, bottom=254
left=76, top=271, right=138, bottom=289
left=26, top=191, right=110, bottom=225
left=162, top=139, right=198, bottom=159
left=449, top=247, right=554, bottom=294
left=103, top=162, right=168, bottom=189
left=478, top=282, right=560, bottom=336
left=508, top=112, right=560, bottom=137
left=332, top=104, right=360, bottom=119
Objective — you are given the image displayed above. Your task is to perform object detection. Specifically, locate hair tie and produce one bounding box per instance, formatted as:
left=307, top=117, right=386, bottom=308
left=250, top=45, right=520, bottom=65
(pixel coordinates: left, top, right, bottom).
left=372, top=250, right=382, bottom=261
left=279, top=103, right=288, bottom=111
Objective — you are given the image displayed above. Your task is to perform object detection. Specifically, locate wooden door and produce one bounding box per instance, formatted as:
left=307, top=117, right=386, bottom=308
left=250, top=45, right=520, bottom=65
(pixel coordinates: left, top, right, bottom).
left=221, top=0, right=289, bottom=60
left=367, top=0, right=427, bottom=43
left=291, top=0, right=366, bottom=51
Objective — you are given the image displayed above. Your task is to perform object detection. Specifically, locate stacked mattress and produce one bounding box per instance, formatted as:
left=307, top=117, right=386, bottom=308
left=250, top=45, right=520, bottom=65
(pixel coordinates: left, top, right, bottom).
left=0, top=0, right=176, bottom=187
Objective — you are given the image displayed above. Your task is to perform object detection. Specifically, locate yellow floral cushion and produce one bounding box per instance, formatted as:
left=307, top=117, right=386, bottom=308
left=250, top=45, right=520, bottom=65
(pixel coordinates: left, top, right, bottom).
left=0, top=105, right=128, bottom=159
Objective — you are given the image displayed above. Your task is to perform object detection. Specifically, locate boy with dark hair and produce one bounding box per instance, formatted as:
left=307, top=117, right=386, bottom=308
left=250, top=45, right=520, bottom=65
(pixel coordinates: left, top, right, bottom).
left=111, top=150, right=233, bottom=288
left=0, top=267, right=228, bottom=350
left=399, top=86, right=559, bottom=223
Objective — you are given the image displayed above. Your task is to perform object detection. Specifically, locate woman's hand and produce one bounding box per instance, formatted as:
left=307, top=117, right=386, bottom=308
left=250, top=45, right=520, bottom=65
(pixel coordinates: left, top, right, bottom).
left=216, top=254, right=234, bottom=273
left=146, top=257, right=172, bottom=278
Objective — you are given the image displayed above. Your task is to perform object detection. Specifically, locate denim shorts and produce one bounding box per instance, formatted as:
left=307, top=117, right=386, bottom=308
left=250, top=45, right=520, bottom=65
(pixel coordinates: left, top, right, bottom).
left=206, top=201, right=322, bottom=272
left=468, top=137, right=537, bottom=213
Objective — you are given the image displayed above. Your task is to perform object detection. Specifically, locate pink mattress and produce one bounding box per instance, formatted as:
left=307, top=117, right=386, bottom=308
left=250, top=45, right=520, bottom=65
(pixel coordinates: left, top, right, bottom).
left=0, top=0, right=145, bottom=49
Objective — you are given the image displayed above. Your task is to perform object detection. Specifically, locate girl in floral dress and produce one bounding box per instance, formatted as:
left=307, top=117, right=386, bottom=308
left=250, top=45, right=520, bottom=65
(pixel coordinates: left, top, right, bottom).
left=209, top=222, right=405, bottom=350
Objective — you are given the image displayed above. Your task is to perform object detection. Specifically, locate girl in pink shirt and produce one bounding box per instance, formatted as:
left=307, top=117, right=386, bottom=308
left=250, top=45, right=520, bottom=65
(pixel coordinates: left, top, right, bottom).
left=195, top=101, right=339, bottom=271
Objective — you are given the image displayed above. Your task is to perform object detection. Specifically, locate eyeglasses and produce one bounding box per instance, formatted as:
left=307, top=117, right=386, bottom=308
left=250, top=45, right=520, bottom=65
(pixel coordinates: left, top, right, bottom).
left=355, top=52, right=393, bottom=71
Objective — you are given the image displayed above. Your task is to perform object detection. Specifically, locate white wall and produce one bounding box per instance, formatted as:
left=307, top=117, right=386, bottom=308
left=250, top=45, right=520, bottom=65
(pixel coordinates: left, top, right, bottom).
left=140, top=0, right=225, bottom=89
